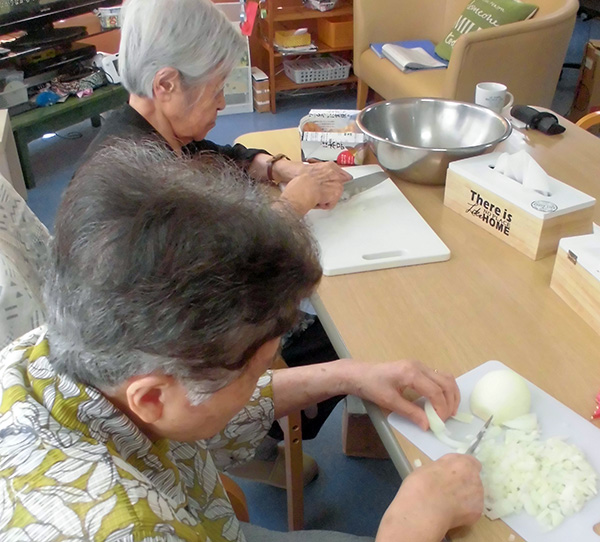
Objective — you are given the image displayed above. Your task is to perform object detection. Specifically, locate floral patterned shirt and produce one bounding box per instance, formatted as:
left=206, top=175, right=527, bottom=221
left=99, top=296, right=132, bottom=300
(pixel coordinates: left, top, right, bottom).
left=0, top=326, right=275, bottom=542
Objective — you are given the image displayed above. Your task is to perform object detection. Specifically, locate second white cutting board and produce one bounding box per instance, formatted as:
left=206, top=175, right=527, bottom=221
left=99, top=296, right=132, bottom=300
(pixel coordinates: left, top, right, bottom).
left=304, top=165, right=450, bottom=276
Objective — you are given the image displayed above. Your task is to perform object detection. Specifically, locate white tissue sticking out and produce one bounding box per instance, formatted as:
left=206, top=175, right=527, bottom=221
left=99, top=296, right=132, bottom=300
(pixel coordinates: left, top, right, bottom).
left=494, top=151, right=552, bottom=197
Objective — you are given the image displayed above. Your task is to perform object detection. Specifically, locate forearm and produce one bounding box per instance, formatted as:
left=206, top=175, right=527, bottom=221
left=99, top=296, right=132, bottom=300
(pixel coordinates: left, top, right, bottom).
left=272, top=358, right=361, bottom=419
left=247, top=153, right=271, bottom=182
left=376, top=494, right=447, bottom=542
left=248, top=153, right=303, bottom=184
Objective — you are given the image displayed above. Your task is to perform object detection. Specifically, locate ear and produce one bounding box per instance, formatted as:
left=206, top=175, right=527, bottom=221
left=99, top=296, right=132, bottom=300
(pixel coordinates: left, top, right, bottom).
left=152, top=67, right=182, bottom=101
left=246, top=337, right=281, bottom=374
left=125, top=374, right=174, bottom=424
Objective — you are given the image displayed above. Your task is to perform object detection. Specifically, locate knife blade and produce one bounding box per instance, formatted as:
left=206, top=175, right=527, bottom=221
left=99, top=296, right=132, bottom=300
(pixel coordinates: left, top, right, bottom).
left=342, top=170, right=388, bottom=198
left=465, top=415, right=493, bottom=455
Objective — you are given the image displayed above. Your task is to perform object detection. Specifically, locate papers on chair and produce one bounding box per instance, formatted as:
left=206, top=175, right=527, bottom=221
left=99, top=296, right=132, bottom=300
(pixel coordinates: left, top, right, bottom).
left=381, top=43, right=446, bottom=72
left=370, top=39, right=448, bottom=62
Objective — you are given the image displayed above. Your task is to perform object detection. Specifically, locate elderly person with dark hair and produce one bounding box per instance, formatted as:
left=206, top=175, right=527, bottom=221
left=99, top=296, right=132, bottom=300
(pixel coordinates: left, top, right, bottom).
left=80, top=0, right=355, bottom=485
left=0, top=142, right=483, bottom=542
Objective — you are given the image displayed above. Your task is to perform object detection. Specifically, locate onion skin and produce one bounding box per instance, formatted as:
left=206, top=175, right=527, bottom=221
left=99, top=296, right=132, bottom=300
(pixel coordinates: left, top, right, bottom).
left=470, top=369, right=531, bottom=425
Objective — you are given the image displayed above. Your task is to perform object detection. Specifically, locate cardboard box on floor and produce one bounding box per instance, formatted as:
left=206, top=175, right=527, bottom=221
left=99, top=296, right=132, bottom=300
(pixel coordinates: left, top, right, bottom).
left=569, top=39, right=600, bottom=122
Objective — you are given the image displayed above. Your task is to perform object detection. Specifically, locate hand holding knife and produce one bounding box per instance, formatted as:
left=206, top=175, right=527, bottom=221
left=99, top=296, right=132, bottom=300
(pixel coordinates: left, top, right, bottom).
left=441, top=416, right=492, bottom=541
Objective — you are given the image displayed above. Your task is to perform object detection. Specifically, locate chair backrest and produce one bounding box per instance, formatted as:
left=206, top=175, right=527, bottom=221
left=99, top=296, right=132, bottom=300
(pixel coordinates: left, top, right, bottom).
left=441, top=0, right=571, bottom=30
left=354, top=0, right=574, bottom=54
left=576, top=111, right=600, bottom=131
left=446, top=0, right=578, bottom=106
left=0, top=174, right=50, bottom=349
left=431, top=0, right=577, bottom=48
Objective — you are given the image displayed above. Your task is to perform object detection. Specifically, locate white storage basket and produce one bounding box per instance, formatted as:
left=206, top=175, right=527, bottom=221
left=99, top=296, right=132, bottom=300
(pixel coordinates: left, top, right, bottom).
left=283, top=55, right=351, bottom=84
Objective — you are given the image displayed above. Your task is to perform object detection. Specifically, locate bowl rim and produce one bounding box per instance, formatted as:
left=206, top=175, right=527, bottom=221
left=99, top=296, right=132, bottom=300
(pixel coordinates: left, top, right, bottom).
left=356, top=98, right=512, bottom=153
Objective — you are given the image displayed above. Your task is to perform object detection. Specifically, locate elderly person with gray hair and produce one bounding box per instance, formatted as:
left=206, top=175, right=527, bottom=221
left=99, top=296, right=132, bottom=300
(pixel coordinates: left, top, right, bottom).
left=0, top=141, right=483, bottom=542
left=80, top=0, right=353, bottom=486
left=83, top=0, right=351, bottom=216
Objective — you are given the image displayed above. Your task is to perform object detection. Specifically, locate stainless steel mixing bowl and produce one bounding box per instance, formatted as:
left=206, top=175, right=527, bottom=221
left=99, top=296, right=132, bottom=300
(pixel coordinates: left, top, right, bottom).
left=356, top=98, right=512, bottom=185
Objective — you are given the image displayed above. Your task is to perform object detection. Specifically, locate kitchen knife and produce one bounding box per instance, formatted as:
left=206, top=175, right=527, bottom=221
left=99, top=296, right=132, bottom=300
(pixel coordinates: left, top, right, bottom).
left=342, top=170, right=388, bottom=198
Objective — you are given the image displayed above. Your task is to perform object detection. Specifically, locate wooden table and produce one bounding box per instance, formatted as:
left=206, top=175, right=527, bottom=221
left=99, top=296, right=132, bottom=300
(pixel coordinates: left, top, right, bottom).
left=10, top=84, right=128, bottom=189
left=235, top=117, right=600, bottom=542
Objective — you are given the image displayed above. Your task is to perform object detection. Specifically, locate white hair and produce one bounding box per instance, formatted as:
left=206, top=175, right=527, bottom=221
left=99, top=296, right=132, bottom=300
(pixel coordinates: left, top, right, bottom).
left=119, top=0, right=246, bottom=98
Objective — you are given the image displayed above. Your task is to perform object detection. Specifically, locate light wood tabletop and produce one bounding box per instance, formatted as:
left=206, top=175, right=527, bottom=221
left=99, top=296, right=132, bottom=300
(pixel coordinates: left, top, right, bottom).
left=235, top=115, right=600, bottom=542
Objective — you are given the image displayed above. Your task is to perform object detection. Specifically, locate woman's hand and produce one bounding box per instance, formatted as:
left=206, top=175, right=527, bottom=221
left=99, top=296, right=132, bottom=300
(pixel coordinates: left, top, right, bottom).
left=276, top=160, right=352, bottom=215
left=275, top=159, right=352, bottom=185
left=248, top=154, right=352, bottom=215
left=277, top=161, right=352, bottom=215
left=344, top=359, right=460, bottom=430
left=377, top=454, right=484, bottom=542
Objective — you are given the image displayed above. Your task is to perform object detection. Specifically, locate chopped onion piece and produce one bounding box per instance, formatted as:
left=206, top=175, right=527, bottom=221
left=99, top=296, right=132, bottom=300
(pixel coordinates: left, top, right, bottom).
left=413, top=458, right=423, bottom=468
left=424, top=399, right=448, bottom=434
left=452, top=411, right=474, bottom=424
left=502, top=413, right=538, bottom=431
left=424, top=400, right=466, bottom=449
left=475, top=419, right=598, bottom=531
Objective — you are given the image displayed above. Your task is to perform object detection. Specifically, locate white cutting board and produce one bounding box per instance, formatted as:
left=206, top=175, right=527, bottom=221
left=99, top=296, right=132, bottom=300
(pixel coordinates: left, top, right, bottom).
left=304, top=165, right=450, bottom=276
left=388, top=360, right=600, bottom=542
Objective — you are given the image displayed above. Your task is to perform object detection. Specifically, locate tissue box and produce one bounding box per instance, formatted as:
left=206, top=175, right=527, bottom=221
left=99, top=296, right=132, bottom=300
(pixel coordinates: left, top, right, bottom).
left=551, top=232, right=600, bottom=336
left=299, top=109, right=366, bottom=164
left=444, top=152, right=596, bottom=260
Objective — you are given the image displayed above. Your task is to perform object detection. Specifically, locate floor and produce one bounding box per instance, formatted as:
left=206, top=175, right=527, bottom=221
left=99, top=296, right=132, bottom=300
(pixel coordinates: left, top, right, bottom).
left=22, top=14, right=600, bottom=538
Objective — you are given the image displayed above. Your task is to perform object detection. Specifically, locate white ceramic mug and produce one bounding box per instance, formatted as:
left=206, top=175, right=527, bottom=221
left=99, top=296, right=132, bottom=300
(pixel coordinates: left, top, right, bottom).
left=475, top=82, right=514, bottom=115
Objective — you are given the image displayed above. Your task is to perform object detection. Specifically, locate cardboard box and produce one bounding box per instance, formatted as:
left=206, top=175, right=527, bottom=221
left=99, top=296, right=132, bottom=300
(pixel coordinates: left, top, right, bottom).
left=251, top=66, right=269, bottom=88
left=253, top=87, right=269, bottom=100
left=444, top=152, right=595, bottom=260
left=317, top=16, right=353, bottom=48
left=299, top=109, right=366, bottom=164
left=252, top=79, right=269, bottom=92
left=569, top=40, right=600, bottom=122
left=551, top=232, right=600, bottom=336
left=251, top=66, right=270, bottom=111
left=253, top=97, right=270, bottom=113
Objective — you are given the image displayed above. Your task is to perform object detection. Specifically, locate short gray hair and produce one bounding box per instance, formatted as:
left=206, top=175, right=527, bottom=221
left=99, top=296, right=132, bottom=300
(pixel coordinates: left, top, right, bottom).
left=45, top=141, right=322, bottom=396
left=119, top=0, right=246, bottom=98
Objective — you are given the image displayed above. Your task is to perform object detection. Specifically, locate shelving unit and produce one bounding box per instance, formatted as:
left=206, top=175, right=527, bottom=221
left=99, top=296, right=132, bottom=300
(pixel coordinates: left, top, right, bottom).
left=0, top=12, right=127, bottom=188
left=257, top=0, right=354, bottom=113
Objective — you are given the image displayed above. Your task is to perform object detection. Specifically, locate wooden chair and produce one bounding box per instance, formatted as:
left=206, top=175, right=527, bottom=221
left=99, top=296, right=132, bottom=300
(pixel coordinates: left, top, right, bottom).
left=576, top=111, right=600, bottom=131
left=220, top=474, right=250, bottom=523
left=273, top=355, right=305, bottom=531
left=222, top=356, right=305, bottom=530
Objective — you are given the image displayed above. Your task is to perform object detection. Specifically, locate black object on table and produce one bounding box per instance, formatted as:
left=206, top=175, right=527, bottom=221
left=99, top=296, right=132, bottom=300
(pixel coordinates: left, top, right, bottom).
left=511, top=105, right=566, bottom=135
